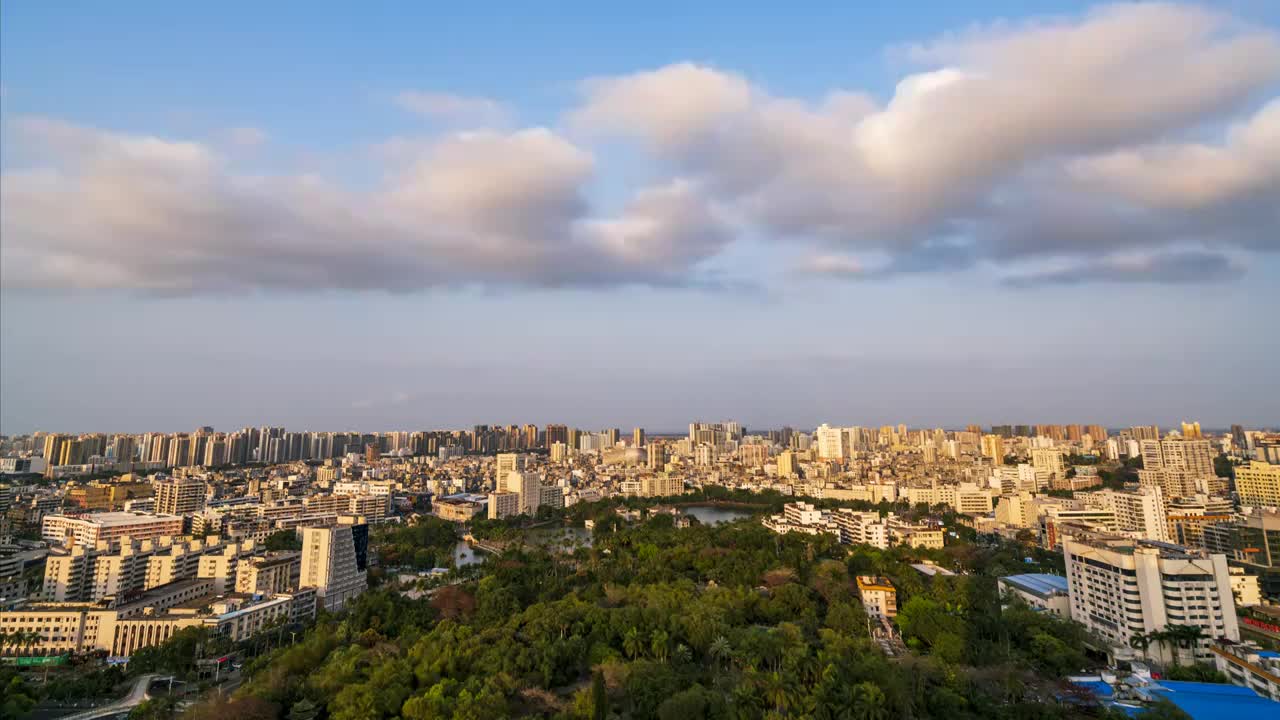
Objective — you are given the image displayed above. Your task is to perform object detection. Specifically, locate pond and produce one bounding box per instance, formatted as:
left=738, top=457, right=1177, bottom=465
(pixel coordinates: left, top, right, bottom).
left=683, top=504, right=752, bottom=525
left=452, top=540, right=488, bottom=567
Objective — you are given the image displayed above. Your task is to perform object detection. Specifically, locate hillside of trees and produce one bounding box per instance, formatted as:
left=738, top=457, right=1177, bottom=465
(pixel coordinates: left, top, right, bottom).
left=171, top=507, right=1142, bottom=719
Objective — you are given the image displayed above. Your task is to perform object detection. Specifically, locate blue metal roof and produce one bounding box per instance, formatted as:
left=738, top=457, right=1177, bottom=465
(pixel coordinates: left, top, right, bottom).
left=1072, top=677, right=1280, bottom=719
left=1002, top=573, right=1069, bottom=597
left=1147, top=680, right=1280, bottom=720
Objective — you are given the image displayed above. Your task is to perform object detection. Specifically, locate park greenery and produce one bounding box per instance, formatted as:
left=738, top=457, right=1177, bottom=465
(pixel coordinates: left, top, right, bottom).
left=161, top=501, right=1135, bottom=720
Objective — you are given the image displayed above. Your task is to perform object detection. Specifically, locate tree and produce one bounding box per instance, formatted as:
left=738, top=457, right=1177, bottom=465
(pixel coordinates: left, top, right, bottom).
left=129, top=696, right=179, bottom=720
left=591, top=670, right=608, bottom=720
left=623, top=627, right=642, bottom=660
left=288, top=698, right=320, bottom=720
left=264, top=530, right=302, bottom=551
left=1163, top=624, right=1206, bottom=666
left=709, top=636, right=732, bottom=670
left=1129, top=631, right=1152, bottom=658
left=1, top=671, right=38, bottom=720
left=650, top=629, right=669, bottom=662
left=851, top=681, right=889, bottom=720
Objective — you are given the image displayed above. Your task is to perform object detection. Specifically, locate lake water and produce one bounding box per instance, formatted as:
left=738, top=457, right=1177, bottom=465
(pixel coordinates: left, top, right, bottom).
left=453, top=541, right=487, bottom=567
left=683, top=505, right=752, bottom=525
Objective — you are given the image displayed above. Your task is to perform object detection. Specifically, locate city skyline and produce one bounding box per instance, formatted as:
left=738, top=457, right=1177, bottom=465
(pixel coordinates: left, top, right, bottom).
left=3, top=1, right=1279, bottom=432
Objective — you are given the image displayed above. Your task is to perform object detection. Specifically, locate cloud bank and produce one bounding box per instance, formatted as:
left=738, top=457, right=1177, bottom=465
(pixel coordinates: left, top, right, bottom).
left=2, top=3, right=1277, bottom=294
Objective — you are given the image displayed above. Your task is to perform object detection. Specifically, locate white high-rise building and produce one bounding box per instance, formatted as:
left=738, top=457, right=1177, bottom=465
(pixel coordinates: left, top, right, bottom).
left=1064, top=532, right=1239, bottom=664
left=495, top=453, right=526, bottom=488
left=1031, top=448, right=1066, bottom=478
left=502, top=470, right=541, bottom=515
left=300, top=524, right=368, bottom=612
left=815, top=424, right=844, bottom=461
left=1098, top=486, right=1170, bottom=542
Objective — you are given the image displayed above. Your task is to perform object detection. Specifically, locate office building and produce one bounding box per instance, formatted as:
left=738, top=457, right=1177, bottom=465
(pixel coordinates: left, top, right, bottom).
left=300, top=523, right=368, bottom=612
left=1064, top=532, right=1239, bottom=664
left=1098, top=486, right=1170, bottom=542
left=41, top=512, right=185, bottom=547
left=153, top=476, right=207, bottom=515
left=981, top=434, right=1005, bottom=462
left=1031, top=448, right=1065, bottom=478
left=236, top=552, right=302, bottom=595
left=1237, top=462, right=1280, bottom=507
left=495, top=453, right=526, bottom=488
left=487, top=492, right=520, bottom=520
left=646, top=443, right=666, bottom=470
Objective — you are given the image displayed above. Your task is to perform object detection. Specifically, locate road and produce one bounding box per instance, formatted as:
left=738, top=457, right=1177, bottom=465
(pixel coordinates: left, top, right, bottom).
left=57, top=674, right=159, bottom=720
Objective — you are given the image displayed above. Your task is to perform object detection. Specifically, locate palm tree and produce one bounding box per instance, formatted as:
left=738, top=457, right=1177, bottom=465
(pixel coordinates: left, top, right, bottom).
left=623, top=627, right=642, bottom=660
left=709, top=635, right=732, bottom=670
left=1129, top=631, right=1152, bottom=658
left=1147, top=629, right=1173, bottom=664
left=760, top=671, right=792, bottom=715
left=851, top=681, right=889, bottom=720
left=1165, top=624, right=1206, bottom=666
left=650, top=629, right=669, bottom=662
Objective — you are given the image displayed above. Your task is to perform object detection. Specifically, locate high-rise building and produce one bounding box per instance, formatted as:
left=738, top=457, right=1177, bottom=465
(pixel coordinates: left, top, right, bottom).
left=1181, top=421, right=1204, bottom=439
left=816, top=424, right=844, bottom=461
left=981, top=435, right=1004, bottom=462
left=632, top=427, right=645, bottom=448
left=1031, top=448, right=1065, bottom=478
left=1237, top=462, right=1280, bottom=507
left=1099, top=486, right=1169, bottom=542
left=1130, top=425, right=1161, bottom=442
left=1138, top=437, right=1216, bottom=499
left=165, top=435, right=191, bottom=468
left=495, top=453, right=526, bottom=488
left=545, top=424, right=568, bottom=448
left=42, top=433, right=70, bottom=463
left=499, top=470, right=540, bottom=515
left=154, top=476, right=207, bottom=515
left=695, top=444, right=715, bottom=466
left=646, top=443, right=667, bottom=470
left=1064, top=532, right=1239, bottom=664
left=487, top=492, right=521, bottom=519
left=300, top=523, right=368, bottom=612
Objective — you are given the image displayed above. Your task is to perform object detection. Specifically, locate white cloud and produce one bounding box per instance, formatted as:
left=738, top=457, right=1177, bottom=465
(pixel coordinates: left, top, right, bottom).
left=571, top=62, right=753, bottom=150
left=793, top=254, right=864, bottom=278
left=394, top=91, right=510, bottom=126
left=568, top=3, right=1280, bottom=278
left=3, top=3, right=1278, bottom=294
left=0, top=120, right=729, bottom=293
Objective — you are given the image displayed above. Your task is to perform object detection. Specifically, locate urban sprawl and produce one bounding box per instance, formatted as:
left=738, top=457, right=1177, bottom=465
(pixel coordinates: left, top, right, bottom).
left=2, top=420, right=1280, bottom=716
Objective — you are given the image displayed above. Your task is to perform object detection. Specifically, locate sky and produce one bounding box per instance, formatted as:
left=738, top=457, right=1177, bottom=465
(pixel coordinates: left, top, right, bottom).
left=1, top=1, right=1278, bottom=434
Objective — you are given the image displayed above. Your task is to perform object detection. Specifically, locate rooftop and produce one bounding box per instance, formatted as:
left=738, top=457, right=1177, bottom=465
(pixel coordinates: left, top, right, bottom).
left=1001, top=573, right=1070, bottom=598
left=48, top=511, right=183, bottom=527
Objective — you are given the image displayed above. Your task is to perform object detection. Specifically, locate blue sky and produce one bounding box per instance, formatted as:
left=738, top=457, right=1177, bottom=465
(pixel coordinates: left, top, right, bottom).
left=2, top=2, right=1278, bottom=433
